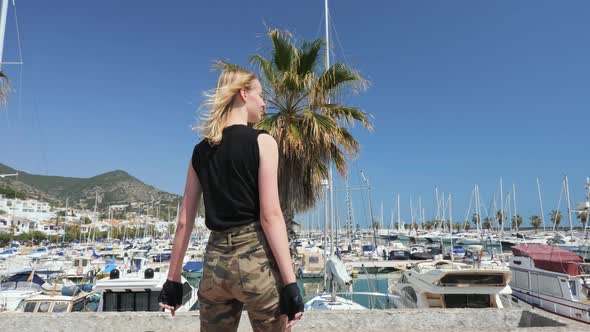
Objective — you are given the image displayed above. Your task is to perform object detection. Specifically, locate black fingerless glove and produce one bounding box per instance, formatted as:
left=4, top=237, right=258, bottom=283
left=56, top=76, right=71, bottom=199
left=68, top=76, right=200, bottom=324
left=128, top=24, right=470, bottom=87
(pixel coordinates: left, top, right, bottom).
left=279, top=282, right=304, bottom=321
left=158, top=279, right=183, bottom=308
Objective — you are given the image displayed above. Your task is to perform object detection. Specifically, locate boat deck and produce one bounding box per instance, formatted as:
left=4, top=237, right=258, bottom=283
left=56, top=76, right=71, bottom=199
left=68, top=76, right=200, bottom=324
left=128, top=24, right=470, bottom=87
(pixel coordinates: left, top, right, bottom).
left=345, top=260, right=433, bottom=270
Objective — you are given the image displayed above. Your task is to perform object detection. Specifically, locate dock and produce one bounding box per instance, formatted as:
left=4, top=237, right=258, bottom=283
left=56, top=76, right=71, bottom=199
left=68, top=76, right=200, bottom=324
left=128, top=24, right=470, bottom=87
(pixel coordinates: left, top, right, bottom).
left=1, top=308, right=586, bottom=331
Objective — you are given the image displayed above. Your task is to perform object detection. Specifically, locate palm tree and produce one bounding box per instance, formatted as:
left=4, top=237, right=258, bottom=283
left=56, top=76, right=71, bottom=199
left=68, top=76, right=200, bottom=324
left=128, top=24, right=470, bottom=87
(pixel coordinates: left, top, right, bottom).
left=453, top=222, right=462, bottom=231
left=577, top=210, right=588, bottom=228
left=471, top=213, right=480, bottom=229
left=0, top=71, right=9, bottom=105
left=550, top=210, right=562, bottom=230
left=511, top=214, right=523, bottom=231
left=496, top=210, right=507, bottom=231
left=530, top=215, right=541, bottom=233
left=482, top=217, right=492, bottom=230
left=463, top=220, right=471, bottom=231
left=218, top=29, right=371, bottom=245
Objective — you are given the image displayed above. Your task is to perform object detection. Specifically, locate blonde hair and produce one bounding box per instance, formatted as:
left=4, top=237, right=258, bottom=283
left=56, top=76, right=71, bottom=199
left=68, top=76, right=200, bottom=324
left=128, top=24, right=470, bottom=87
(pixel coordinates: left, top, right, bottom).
left=196, top=68, right=258, bottom=145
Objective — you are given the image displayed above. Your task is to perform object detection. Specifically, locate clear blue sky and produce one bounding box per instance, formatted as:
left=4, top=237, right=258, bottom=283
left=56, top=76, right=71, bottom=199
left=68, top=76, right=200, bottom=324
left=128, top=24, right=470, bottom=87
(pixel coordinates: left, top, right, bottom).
left=2, top=1, right=590, bottom=228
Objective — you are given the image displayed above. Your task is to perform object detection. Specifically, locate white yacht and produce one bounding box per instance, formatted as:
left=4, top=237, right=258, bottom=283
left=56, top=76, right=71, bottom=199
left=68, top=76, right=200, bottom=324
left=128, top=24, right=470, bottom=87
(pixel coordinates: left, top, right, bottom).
left=509, top=244, right=590, bottom=324
left=304, top=256, right=367, bottom=311
left=0, top=272, right=44, bottom=311
left=296, top=251, right=325, bottom=279
left=94, top=268, right=198, bottom=312
left=15, top=282, right=99, bottom=313
left=391, top=260, right=512, bottom=309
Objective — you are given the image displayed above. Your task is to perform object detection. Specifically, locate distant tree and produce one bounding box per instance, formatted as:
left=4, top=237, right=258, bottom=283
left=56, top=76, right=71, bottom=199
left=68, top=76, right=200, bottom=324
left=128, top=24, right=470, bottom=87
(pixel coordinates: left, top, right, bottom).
left=463, top=220, right=471, bottom=231
left=471, top=213, right=480, bottom=229
left=550, top=210, right=562, bottom=230
left=577, top=211, right=588, bottom=228
left=530, top=215, right=542, bottom=232
left=373, top=220, right=380, bottom=231
left=511, top=214, right=523, bottom=230
left=482, top=217, right=492, bottom=230
left=496, top=210, right=507, bottom=230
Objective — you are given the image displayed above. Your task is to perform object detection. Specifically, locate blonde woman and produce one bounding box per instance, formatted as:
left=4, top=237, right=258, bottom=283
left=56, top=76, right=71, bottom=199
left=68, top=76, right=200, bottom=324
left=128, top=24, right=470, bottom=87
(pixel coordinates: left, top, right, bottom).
left=159, top=67, right=304, bottom=331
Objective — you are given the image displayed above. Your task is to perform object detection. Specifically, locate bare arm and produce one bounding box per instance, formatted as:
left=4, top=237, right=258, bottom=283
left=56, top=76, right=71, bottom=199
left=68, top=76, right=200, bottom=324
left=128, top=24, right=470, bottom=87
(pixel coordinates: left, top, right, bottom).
left=167, top=161, right=202, bottom=282
left=258, top=134, right=296, bottom=285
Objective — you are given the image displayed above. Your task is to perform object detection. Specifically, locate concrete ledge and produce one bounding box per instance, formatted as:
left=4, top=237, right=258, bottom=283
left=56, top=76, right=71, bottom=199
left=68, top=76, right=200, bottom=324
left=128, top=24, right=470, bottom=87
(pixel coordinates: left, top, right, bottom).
left=0, top=309, right=587, bottom=332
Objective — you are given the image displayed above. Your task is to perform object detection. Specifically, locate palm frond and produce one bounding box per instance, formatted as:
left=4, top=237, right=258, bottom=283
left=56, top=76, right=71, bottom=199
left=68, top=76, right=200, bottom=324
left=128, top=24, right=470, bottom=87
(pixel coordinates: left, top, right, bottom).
left=323, top=104, right=373, bottom=129
left=297, top=39, right=323, bottom=75
left=249, top=55, right=277, bottom=86
left=268, top=29, right=295, bottom=72
left=0, top=71, right=10, bottom=105
left=211, top=59, right=247, bottom=72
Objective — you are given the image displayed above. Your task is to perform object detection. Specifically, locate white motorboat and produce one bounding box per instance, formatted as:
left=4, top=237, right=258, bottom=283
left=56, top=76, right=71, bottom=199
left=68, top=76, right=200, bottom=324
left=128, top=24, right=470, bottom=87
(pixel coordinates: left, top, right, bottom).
left=509, top=244, right=590, bottom=324
left=15, top=281, right=99, bottom=313
left=0, top=272, right=44, bottom=311
left=94, top=267, right=197, bottom=312
left=391, top=260, right=512, bottom=309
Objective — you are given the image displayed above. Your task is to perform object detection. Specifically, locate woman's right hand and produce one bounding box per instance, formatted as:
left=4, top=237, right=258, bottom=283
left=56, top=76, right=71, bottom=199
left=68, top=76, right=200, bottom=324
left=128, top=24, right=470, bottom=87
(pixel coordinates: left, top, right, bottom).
left=158, top=279, right=183, bottom=316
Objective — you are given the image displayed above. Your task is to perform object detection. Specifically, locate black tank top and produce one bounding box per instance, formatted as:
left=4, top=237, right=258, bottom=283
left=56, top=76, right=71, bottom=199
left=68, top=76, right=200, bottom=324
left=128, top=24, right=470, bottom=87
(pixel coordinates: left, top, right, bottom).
left=191, top=124, right=268, bottom=231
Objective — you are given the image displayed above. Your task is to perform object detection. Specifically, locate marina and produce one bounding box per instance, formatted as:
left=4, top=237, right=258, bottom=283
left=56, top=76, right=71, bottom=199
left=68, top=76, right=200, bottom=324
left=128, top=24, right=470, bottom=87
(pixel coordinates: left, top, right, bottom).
left=1, top=0, right=590, bottom=331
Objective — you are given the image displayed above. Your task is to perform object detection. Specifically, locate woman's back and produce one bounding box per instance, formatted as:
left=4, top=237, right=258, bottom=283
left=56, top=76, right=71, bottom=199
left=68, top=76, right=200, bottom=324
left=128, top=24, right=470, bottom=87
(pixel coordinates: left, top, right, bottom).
left=192, top=124, right=267, bottom=231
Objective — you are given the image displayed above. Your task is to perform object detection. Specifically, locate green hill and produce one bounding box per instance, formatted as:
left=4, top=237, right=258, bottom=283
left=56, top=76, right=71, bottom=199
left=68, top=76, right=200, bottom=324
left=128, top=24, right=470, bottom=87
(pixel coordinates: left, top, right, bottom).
left=0, top=163, right=181, bottom=215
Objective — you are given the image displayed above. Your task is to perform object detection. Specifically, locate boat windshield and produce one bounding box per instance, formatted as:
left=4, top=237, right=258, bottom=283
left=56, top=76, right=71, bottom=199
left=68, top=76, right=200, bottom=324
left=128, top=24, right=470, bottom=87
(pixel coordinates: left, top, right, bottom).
left=103, top=291, right=161, bottom=312
left=438, top=274, right=505, bottom=286
left=579, top=263, right=590, bottom=275
left=1, top=281, right=42, bottom=291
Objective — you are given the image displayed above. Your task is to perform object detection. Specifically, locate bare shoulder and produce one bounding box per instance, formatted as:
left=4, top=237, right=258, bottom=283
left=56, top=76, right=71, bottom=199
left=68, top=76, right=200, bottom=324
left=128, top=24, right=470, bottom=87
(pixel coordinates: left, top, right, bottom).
left=257, top=133, right=278, bottom=153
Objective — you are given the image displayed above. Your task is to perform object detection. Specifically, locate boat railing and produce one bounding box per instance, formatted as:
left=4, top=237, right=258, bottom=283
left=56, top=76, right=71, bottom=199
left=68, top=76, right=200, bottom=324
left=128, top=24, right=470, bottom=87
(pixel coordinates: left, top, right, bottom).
left=303, top=291, right=400, bottom=309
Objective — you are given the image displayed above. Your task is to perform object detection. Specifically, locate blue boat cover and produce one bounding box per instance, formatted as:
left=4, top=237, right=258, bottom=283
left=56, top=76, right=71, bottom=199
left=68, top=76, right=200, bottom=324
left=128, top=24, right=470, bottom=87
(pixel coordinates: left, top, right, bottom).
left=183, top=261, right=204, bottom=272
left=102, top=264, right=117, bottom=273
left=79, top=283, right=94, bottom=292
left=61, top=285, right=81, bottom=297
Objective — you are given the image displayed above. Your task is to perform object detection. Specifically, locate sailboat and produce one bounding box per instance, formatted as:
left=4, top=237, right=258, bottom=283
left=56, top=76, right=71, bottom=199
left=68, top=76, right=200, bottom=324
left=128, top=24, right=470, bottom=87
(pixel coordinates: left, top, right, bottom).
left=304, top=3, right=398, bottom=310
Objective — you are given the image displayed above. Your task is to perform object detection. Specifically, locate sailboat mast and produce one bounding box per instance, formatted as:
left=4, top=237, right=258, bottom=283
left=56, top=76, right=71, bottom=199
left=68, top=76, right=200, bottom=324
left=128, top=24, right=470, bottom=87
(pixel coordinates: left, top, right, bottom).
left=513, top=183, right=518, bottom=232
left=0, top=0, right=9, bottom=69
left=397, top=194, right=401, bottom=232
left=564, top=175, right=574, bottom=235
left=324, top=0, right=336, bottom=262
left=500, top=178, right=504, bottom=236
left=537, top=178, right=546, bottom=232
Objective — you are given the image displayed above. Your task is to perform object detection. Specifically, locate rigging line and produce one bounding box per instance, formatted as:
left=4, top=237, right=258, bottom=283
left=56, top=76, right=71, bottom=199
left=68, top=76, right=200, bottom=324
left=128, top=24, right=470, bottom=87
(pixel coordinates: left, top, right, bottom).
left=315, top=10, right=325, bottom=40
left=554, top=180, right=564, bottom=232
left=329, top=7, right=351, bottom=67
left=12, top=0, right=23, bottom=63
left=10, top=0, right=24, bottom=121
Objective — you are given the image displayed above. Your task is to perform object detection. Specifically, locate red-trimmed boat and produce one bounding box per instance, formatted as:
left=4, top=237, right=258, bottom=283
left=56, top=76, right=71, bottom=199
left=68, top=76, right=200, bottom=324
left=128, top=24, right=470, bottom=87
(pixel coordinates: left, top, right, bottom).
left=509, top=244, right=590, bottom=324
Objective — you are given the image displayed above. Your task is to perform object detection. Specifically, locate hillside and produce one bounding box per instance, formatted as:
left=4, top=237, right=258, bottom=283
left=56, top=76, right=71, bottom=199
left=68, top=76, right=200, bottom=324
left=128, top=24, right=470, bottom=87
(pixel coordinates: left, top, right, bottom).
left=0, top=163, right=181, bottom=214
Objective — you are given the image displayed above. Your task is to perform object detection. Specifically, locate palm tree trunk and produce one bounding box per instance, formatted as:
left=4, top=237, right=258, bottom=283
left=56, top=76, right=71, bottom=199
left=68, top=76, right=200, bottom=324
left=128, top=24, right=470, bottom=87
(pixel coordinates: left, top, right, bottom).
left=282, top=209, right=298, bottom=258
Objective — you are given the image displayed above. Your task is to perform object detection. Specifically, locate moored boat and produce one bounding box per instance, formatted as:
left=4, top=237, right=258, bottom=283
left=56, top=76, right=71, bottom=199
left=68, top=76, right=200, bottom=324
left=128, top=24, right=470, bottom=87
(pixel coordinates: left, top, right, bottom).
left=509, top=244, right=590, bottom=324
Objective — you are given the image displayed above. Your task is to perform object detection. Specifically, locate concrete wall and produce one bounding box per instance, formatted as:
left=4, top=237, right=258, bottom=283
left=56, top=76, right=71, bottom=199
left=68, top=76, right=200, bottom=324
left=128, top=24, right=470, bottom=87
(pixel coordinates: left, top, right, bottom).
left=0, top=309, right=587, bottom=332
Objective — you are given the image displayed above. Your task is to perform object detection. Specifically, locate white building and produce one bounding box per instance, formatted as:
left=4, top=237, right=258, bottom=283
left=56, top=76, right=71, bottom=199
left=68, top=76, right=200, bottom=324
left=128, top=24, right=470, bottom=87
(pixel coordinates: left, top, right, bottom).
left=0, top=215, right=39, bottom=235
left=0, top=195, right=55, bottom=223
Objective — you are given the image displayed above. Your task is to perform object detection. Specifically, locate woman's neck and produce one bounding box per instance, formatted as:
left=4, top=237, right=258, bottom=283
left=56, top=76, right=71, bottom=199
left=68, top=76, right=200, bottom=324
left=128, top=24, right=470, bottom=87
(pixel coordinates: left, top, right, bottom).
left=225, top=106, right=248, bottom=127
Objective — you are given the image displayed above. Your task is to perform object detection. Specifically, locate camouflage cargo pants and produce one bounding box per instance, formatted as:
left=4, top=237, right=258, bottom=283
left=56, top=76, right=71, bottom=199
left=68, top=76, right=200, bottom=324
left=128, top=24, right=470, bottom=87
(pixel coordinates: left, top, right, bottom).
left=198, top=223, right=286, bottom=332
